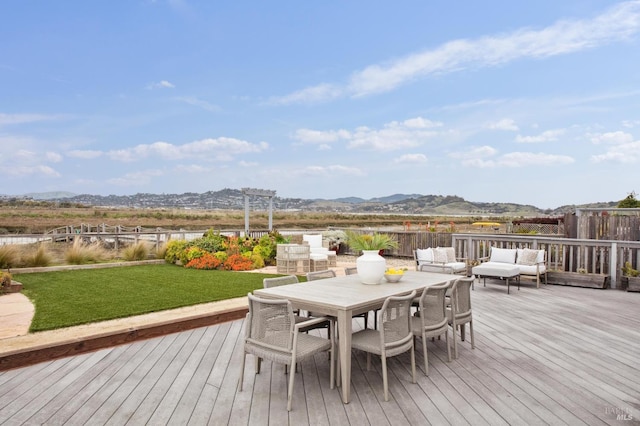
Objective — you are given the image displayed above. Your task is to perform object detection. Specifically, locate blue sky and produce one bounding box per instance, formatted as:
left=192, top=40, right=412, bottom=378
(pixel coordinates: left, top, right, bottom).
left=2, top=1, right=640, bottom=209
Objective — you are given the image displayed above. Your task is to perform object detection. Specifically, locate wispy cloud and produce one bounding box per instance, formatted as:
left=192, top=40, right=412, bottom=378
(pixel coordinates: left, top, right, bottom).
left=107, top=138, right=269, bottom=162
left=486, top=118, right=519, bottom=131
left=146, top=80, right=175, bottom=90
left=292, top=116, right=442, bottom=151
left=516, top=129, right=566, bottom=143
left=589, top=131, right=634, bottom=144
left=0, top=113, right=65, bottom=127
left=272, top=1, right=640, bottom=104
left=175, top=96, right=221, bottom=112
left=450, top=146, right=574, bottom=168
left=6, top=165, right=61, bottom=178
left=591, top=140, right=640, bottom=163
left=394, top=153, right=428, bottom=164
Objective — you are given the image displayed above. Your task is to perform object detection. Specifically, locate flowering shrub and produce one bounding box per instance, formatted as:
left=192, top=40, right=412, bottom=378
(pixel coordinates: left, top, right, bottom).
left=185, top=253, right=222, bottom=270
left=186, top=246, right=206, bottom=261
left=223, top=253, right=254, bottom=271
left=167, top=230, right=286, bottom=270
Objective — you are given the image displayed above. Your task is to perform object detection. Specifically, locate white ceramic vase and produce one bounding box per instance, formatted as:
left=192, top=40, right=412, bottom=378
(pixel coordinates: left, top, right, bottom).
left=356, top=250, right=387, bottom=285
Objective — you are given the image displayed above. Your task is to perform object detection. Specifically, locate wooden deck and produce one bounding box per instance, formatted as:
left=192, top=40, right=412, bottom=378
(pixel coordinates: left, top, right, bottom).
left=1, top=282, right=639, bottom=425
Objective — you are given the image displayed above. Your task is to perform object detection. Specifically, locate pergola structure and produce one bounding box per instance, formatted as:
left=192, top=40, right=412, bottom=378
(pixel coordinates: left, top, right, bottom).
left=241, top=187, right=276, bottom=235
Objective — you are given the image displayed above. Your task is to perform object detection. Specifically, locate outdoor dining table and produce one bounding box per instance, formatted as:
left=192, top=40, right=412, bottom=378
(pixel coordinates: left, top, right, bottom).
left=253, top=270, right=456, bottom=404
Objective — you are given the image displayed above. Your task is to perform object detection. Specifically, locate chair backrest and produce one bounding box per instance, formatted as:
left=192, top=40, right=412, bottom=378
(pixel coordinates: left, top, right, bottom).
left=246, top=293, right=295, bottom=352
left=418, top=282, right=451, bottom=327
left=263, top=275, right=299, bottom=288
left=450, top=277, right=474, bottom=319
left=379, top=290, right=416, bottom=349
left=306, top=269, right=337, bottom=281
left=302, top=234, right=323, bottom=249
left=344, top=267, right=358, bottom=275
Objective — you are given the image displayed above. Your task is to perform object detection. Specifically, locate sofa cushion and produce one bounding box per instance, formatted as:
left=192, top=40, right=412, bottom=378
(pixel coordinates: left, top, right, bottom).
left=517, top=248, right=539, bottom=265
left=444, top=261, right=467, bottom=273
left=490, top=247, right=517, bottom=264
left=518, top=264, right=547, bottom=276
left=303, top=234, right=323, bottom=248
left=415, top=248, right=434, bottom=264
left=433, top=247, right=449, bottom=264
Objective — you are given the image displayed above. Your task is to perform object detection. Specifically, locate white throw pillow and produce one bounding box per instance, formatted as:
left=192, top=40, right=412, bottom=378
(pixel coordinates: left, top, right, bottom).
left=433, top=247, right=449, bottom=264
left=441, top=247, right=456, bottom=263
left=517, top=248, right=539, bottom=266
left=490, top=247, right=517, bottom=263
left=416, top=248, right=434, bottom=263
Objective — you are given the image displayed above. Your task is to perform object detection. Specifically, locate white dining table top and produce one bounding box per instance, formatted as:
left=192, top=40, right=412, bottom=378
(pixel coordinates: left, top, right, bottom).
left=253, top=270, right=457, bottom=312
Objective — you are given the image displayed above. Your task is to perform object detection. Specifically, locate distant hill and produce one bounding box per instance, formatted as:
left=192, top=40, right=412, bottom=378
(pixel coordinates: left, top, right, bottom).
left=23, top=191, right=77, bottom=200
left=11, top=188, right=618, bottom=216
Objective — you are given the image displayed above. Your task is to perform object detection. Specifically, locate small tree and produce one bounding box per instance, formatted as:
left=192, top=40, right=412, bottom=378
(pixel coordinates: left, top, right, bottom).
left=617, top=191, right=640, bottom=208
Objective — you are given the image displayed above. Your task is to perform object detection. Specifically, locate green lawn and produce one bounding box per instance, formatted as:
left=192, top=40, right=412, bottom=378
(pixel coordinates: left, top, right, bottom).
left=15, top=264, right=283, bottom=332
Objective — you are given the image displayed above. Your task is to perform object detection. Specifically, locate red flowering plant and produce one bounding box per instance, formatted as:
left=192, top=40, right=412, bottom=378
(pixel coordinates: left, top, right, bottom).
left=223, top=253, right=254, bottom=271
left=185, top=253, right=222, bottom=270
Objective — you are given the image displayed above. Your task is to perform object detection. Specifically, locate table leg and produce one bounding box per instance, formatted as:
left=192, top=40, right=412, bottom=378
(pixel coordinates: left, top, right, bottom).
left=337, top=310, right=352, bottom=403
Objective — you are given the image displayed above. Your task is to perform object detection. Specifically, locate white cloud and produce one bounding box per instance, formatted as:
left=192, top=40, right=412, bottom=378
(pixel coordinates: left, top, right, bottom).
left=450, top=146, right=574, bottom=168
left=486, top=118, right=519, bottom=131
left=402, top=117, right=443, bottom=129
left=292, top=116, right=440, bottom=151
left=394, top=153, right=428, bottom=164
left=275, top=1, right=640, bottom=102
left=498, top=152, right=574, bottom=167
left=515, top=129, right=565, bottom=143
left=107, top=138, right=269, bottom=162
left=46, top=152, right=63, bottom=162
left=146, top=80, right=175, bottom=90
left=7, top=165, right=60, bottom=177
left=293, top=128, right=351, bottom=144
left=449, top=145, right=498, bottom=160
left=268, top=83, right=343, bottom=105
left=589, top=131, right=634, bottom=144
left=622, top=119, right=640, bottom=128
left=591, top=140, right=640, bottom=163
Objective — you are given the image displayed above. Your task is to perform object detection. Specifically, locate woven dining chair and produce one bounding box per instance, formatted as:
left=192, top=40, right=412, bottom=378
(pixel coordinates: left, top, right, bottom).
left=350, top=290, right=417, bottom=401
left=238, top=293, right=335, bottom=411
left=263, top=275, right=331, bottom=335
left=446, top=276, right=475, bottom=358
left=411, top=282, right=452, bottom=375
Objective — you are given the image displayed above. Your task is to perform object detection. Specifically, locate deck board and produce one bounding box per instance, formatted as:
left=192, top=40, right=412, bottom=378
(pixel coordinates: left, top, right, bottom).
left=1, top=284, right=639, bottom=425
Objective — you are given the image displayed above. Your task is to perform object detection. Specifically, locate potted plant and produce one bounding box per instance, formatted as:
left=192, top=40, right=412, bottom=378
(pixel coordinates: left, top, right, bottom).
left=621, top=261, right=640, bottom=292
left=344, top=231, right=399, bottom=253
left=345, top=231, right=399, bottom=285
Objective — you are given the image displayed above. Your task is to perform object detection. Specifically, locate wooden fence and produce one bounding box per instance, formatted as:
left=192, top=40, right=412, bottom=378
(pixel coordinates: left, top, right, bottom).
left=4, top=227, right=640, bottom=289
left=373, top=231, right=640, bottom=289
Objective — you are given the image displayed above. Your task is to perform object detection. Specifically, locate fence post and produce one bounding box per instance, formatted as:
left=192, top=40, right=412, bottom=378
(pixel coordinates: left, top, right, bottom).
left=610, top=242, right=617, bottom=289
